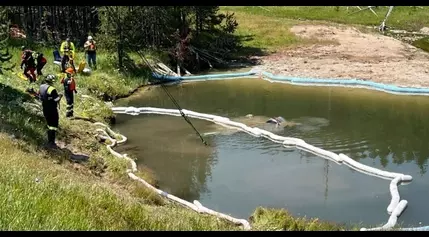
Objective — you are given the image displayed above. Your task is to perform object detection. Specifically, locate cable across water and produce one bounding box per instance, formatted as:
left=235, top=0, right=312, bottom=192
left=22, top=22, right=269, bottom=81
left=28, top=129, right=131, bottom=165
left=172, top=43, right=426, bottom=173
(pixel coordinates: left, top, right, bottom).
left=110, top=106, right=415, bottom=231
left=98, top=66, right=429, bottom=231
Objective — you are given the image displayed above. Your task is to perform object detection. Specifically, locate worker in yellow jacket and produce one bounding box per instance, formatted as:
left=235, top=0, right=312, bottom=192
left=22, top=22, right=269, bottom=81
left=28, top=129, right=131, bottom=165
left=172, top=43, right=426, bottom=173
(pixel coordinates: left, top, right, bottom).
left=60, top=37, right=76, bottom=73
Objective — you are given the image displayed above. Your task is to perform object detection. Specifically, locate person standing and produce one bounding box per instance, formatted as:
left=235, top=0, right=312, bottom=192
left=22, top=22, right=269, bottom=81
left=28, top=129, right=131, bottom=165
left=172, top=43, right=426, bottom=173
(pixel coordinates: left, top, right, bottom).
left=84, top=36, right=97, bottom=69
left=39, top=75, right=63, bottom=148
left=60, top=37, right=76, bottom=73
left=61, top=68, right=77, bottom=118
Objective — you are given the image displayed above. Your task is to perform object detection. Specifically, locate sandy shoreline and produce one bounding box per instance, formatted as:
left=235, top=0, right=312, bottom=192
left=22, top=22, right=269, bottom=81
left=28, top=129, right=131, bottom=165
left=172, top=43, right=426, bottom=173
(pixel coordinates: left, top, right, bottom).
left=257, top=24, right=429, bottom=88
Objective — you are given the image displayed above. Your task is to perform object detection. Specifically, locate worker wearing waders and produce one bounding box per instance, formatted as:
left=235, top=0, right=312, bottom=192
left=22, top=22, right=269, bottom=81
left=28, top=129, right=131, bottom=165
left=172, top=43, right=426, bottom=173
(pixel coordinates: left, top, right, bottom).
left=20, top=48, right=37, bottom=83
left=61, top=68, right=77, bottom=118
left=60, top=37, right=76, bottom=73
left=39, top=75, right=62, bottom=148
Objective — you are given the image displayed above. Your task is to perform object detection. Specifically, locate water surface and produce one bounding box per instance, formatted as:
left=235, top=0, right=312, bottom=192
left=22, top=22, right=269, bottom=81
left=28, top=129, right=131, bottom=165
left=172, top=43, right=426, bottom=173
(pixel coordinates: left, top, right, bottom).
left=114, top=78, right=429, bottom=227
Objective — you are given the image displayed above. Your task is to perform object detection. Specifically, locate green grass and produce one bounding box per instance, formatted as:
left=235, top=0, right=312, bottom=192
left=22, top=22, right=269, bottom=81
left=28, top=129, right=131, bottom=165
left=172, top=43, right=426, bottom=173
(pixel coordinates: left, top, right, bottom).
left=225, top=10, right=301, bottom=53
left=0, top=44, right=247, bottom=230
left=249, top=207, right=365, bottom=231
left=8, top=45, right=151, bottom=101
left=0, top=37, right=369, bottom=230
left=220, top=7, right=341, bottom=53
left=0, top=133, right=354, bottom=230
left=0, top=133, right=240, bottom=230
left=220, top=6, right=429, bottom=54
left=222, top=6, right=429, bottom=32
left=412, top=36, right=429, bottom=52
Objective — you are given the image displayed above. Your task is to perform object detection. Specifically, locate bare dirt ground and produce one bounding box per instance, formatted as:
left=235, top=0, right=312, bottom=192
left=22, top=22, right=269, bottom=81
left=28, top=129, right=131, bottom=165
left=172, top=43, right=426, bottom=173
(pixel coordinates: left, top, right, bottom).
left=259, top=24, right=429, bottom=88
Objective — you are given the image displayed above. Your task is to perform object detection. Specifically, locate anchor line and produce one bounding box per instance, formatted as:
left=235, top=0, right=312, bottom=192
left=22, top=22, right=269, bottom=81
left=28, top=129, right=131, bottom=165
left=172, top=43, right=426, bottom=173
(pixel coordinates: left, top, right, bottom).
left=160, top=84, right=208, bottom=146
left=138, top=51, right=208, bottom=146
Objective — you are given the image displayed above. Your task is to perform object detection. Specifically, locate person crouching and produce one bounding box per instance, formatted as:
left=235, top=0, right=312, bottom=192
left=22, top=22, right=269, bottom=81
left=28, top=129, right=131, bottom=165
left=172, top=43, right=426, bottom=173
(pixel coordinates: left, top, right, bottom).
left=21, top=49, right=37, bottom=83
left=61, top=68, right=77, bottom=118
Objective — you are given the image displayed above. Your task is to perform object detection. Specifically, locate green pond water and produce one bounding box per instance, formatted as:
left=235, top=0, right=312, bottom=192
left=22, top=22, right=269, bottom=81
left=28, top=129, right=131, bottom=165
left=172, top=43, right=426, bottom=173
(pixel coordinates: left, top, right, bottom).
left=113, top=78, right=429, bottom=228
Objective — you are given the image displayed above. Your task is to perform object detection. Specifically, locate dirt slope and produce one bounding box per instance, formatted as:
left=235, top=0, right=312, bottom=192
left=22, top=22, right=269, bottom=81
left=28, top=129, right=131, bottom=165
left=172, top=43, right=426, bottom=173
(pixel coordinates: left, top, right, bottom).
left=260, top=24, right=429, bottom=88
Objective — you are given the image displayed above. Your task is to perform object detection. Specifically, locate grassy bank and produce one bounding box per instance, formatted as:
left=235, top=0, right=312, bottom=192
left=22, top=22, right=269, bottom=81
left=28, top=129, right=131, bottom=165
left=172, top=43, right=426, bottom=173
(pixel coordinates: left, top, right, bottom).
left=0, top=133, right=238, bottom=230
left=221, top=6, right=429, bottom=54
left=0, top=42, right=357, bottom=230
left=222, top=6, right=429, bottom=32
left=220, top=7, right=342, bottom=54
left=412, top=37, right=429, bottom=52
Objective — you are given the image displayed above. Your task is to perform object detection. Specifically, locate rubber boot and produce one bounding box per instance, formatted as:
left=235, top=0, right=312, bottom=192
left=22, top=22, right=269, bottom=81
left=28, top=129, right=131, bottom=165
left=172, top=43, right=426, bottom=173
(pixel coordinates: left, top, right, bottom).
left=47, top=130, right=57, bottom=148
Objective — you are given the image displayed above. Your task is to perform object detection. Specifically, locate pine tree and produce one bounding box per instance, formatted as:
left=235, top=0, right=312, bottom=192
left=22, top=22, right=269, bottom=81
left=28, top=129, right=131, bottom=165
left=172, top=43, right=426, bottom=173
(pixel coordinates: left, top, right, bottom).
left=0, top=6, right=13, bottom=74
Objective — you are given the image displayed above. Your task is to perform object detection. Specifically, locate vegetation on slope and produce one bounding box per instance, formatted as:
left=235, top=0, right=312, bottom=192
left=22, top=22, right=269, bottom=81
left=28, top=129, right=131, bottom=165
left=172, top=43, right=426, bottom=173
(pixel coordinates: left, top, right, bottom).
left=220, top=6, right=429, bottom=54
left=221, top=6, right=429, bottom=32
left=4, top=5, right=417, bottom=230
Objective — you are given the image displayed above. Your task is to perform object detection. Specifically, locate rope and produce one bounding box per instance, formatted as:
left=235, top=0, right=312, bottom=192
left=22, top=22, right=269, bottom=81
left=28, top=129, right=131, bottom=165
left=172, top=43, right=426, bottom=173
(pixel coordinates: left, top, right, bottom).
left=159, top=85, right=207, bottom=145
left=92, top=121, right=249, bottom=229
left=137, top=51, right=208, bottom=146
left=112, top=106, right=415, bottom=231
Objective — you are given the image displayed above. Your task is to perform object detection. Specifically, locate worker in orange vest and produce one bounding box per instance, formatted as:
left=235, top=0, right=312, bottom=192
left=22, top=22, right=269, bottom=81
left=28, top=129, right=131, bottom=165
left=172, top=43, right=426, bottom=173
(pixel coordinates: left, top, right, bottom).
left=60, top=68, right=77, bottom=118
left=84, top=36, right=97, bottom=69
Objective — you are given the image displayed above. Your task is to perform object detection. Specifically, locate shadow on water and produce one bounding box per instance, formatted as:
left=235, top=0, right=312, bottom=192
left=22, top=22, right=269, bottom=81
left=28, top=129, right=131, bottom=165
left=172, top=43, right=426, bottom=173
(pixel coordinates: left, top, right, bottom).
left=114, top=115, right=216, bottom=201
left=114, top=78, right=429, bottom=226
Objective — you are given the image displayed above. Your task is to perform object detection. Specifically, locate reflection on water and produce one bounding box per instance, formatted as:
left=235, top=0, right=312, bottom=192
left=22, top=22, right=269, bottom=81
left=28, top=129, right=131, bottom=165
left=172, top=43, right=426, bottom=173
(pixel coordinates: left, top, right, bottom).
left=115, top=115, right=215, bottom=200
left=114, top=78, right=429, bottom=227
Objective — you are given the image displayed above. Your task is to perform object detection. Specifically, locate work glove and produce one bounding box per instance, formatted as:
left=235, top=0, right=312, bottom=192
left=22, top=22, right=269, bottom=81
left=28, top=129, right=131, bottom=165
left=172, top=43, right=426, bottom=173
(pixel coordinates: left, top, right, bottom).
left=74, top=90, right=78, bottom=94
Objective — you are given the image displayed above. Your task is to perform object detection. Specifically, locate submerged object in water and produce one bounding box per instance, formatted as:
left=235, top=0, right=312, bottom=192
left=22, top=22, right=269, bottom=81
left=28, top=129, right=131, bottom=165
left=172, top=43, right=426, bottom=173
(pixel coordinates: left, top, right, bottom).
left=266, top=116, right=286, bottom=125
left=203, top=115, right=296, bottom=136
left=290, top=117, right=330, bottom=133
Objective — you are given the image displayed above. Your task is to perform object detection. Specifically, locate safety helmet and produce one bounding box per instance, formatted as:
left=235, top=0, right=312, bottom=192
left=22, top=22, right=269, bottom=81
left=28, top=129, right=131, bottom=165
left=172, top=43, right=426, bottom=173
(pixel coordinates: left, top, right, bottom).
left=45, top=74, right=55, bottom=83
left=65, top=68, right=74, bottom=75
left=21, top=45, right=26, bottom=51
left=66, top=37, right=70, bottom=42
left=88, top=36, right=93, bottom=40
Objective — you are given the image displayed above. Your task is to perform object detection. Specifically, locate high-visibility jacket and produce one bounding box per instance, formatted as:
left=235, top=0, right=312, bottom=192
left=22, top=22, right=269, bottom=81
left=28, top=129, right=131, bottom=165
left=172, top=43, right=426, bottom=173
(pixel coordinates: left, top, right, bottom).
left=39, top=84, right=60, bottom=109
left=84, top=40, right=97, bottom=53
left=60, top=41, right=76, bottom=58
left=61, top=76, right=76, bottom=92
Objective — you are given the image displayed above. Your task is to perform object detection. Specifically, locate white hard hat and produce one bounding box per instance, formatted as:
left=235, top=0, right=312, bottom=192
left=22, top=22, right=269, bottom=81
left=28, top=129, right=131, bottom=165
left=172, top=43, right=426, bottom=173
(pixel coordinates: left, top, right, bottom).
left=88, top=36, right=93, bottom=40
left=46, top=74, right=56, bottom=82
